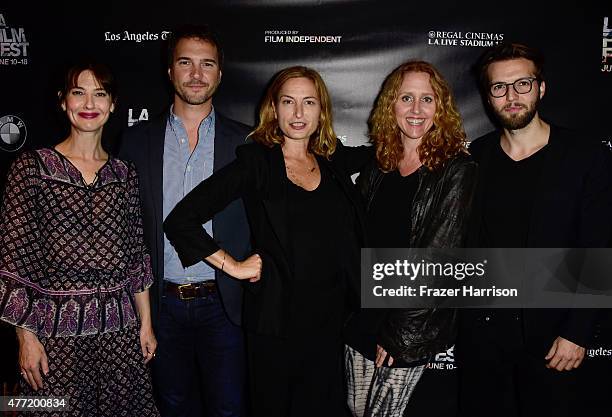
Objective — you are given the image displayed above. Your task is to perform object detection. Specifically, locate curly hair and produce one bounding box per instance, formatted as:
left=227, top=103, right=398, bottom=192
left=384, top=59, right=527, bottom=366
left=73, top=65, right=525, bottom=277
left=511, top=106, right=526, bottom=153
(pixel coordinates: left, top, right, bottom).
left=249, top=66, right=337, bottom=159
left=369, top=61, right=467, bottom=172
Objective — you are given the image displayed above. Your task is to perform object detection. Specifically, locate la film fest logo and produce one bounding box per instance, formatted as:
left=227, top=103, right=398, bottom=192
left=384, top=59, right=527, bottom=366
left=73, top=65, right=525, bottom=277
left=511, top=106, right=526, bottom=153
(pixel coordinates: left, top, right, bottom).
left=602, top=138, right=612, bottom=151
left=264, top=29, right=342, bottom=44
left=0, top=115, right=27, bottom=152
left=427, top=30, right=504, bottom=47
left=427, top=346, right=456, bottom=370
left=104, top=30, right=171, bottom=43
left=0, top=12, right=29, bottom=65
left=127, top=108, right=149, bottom=127
left=602, top=17, right=612, bottom=73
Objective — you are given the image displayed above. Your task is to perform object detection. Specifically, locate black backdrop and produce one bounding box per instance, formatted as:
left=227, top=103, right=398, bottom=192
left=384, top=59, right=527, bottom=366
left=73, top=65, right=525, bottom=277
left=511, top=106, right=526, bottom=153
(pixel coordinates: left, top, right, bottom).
left=1, top=1, right=611, bottom=415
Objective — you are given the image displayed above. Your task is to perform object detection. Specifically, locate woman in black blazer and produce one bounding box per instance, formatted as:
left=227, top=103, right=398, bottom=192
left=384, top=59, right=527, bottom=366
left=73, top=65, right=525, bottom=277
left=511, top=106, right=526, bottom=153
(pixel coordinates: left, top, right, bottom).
left=164, top=66, right=370, bottom=417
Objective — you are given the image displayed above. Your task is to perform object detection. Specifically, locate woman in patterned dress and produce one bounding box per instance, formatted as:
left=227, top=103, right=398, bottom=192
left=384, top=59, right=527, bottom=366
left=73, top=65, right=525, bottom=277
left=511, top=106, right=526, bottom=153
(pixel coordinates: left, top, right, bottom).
left=0, top=62, right=159, bottom=416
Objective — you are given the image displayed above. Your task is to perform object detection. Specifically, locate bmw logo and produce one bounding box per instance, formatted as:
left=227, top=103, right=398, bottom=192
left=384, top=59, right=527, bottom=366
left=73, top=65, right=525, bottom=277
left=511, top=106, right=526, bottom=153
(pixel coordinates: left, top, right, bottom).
left=0, top=115, right=27, bottom=152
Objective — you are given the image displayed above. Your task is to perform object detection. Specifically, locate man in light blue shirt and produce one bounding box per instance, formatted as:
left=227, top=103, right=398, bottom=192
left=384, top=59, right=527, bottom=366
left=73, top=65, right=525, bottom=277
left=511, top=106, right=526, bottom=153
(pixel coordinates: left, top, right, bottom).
left=120, top=24, right=251, bottom=417
left=163, top=108, right=216, bottom=285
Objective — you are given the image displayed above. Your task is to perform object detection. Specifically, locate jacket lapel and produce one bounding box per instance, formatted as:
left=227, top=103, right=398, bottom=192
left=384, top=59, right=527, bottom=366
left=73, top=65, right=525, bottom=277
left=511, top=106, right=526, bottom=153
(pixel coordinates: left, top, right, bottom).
left=262, top=146, right=292, bottom=264
left=321, top=155, right=367, bottom=235
left=527, top=126, right=566, bottom=246
left=147, top=114, right=167, bottom=279
left=213, top=112, right=232, bottom=173
left=148, top=115, right=166, bottom=228
left=468, top=134, right=496, bottom=246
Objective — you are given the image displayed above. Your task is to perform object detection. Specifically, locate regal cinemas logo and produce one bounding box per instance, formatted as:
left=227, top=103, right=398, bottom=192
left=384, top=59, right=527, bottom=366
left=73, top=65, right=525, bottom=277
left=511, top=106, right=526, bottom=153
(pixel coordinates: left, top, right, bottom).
left=602, top=17, right=612, bottom=73
left=0, top=13, right=29, bottom=65
left=427, top=30, right=504, bottom=48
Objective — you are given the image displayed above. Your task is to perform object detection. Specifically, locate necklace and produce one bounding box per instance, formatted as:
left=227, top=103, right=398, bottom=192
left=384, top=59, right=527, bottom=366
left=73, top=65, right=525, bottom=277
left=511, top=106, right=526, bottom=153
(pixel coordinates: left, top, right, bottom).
left=286, top=163, right=317, bottom=177
left=285, top=155, right=319, bottom=189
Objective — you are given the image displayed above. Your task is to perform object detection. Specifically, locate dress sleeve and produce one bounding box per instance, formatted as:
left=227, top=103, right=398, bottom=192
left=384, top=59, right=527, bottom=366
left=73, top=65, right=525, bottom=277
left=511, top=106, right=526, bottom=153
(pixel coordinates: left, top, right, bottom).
left=126, top=162, right=154, bottom=294
left=0, top=152, right=46, bottom=333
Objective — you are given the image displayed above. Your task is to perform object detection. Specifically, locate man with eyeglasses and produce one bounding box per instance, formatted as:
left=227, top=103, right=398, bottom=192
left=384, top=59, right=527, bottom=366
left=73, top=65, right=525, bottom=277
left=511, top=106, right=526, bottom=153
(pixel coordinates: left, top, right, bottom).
left=456, top=43, right=612, bottom=417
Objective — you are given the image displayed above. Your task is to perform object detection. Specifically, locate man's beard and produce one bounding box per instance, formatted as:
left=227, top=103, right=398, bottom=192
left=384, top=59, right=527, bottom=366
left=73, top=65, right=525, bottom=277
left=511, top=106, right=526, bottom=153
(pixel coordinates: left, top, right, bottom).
left=175, top=80, right=219, bottom=105
left=494, top=96, right=539, bottom=130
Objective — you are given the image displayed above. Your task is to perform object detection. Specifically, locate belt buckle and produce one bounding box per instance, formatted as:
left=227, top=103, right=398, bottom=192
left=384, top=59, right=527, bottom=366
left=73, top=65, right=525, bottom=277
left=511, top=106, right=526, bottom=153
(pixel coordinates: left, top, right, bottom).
left=177, top=284, right=196, bottom=301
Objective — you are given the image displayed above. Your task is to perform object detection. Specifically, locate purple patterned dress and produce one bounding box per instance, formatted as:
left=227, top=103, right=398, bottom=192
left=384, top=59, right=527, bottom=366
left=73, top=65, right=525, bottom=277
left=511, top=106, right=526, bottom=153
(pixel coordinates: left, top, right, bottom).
left=0, top=149, right=159, bottom=416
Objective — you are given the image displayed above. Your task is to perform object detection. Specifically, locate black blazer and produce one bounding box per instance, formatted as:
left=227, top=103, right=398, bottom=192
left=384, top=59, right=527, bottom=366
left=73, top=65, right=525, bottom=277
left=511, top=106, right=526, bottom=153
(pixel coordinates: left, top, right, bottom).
left=118, top=111, right=251, bottom=326
left=163, top=142, right=371, bottom=337
left=461, top=125, right=612, bottom=355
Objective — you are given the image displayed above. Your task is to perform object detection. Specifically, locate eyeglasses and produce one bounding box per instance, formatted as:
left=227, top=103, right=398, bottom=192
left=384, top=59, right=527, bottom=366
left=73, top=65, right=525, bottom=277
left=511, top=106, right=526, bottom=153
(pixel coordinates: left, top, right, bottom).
left=488, top=77, right=539, bottom=98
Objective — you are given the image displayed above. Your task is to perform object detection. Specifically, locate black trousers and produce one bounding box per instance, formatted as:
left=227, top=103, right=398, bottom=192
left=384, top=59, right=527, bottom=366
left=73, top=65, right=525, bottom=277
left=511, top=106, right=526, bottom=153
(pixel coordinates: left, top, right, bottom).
left=456, top=312, right=576, bottom=417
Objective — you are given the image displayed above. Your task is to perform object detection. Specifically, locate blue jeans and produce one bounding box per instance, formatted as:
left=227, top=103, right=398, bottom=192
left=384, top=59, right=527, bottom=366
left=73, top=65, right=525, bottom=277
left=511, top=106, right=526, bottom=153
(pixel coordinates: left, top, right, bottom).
left=153, top=291, right=245, bottom=417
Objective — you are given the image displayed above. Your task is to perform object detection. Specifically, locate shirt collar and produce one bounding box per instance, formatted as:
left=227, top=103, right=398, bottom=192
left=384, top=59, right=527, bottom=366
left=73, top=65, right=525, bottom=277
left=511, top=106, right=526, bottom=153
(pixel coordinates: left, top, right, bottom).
left=168, top=105, right=216, bottom=126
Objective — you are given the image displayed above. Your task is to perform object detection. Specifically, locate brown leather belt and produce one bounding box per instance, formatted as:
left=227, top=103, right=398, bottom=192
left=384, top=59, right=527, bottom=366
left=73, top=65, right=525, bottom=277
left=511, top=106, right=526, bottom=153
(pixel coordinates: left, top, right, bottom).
left=164, top=281, right=216, bottom=300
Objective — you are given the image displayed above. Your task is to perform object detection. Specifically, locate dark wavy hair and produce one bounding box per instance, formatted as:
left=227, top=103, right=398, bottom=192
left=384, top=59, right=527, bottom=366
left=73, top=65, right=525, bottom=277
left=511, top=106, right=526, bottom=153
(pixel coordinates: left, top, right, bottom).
left=477, top=42, right=545, bottom=94
left=167, top=24, right=223, bottom=69
left=369, top=60, right=467, bottom=172
left=249, top=66, right=337, bottom=159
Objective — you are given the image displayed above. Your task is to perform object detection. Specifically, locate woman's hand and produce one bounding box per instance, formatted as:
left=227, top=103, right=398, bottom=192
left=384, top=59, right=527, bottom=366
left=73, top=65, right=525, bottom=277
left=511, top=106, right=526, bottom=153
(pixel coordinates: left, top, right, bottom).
left=140, top=324, right=157, bottom=365
left=16, top=328, right=49, bottom=391
left=375, top=344, right=394, bottom=367
left=225, top=253, right=262, bottom=283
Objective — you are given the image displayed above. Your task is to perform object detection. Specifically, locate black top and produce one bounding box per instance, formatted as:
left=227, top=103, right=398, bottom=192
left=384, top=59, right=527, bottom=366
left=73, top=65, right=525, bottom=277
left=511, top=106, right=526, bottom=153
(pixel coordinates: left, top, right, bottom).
left=287, top=164, right=352, bottom=286
left=162, top=142, right=371, bottom=337
left=367, top=169, right=419, bottom=248
left=465, top=125, right=612, bottom=354
left=287, top=164, right=354, bottom=335
left=346, top=154, right=478, bottom=365
left=481, top=142, right=548, bottom=247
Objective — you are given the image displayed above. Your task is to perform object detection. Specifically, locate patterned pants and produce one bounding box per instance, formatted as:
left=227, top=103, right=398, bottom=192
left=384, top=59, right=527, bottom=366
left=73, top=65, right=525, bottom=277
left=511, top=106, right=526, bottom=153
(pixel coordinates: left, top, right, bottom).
left=344, top=345, right=425, bottom=417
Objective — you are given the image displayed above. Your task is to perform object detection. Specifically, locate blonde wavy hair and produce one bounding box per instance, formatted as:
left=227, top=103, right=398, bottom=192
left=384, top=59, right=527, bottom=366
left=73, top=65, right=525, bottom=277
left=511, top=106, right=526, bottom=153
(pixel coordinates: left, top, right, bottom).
left=249, top=66, right=337, bottom=159
left=369, top=61, right=467, bottom=172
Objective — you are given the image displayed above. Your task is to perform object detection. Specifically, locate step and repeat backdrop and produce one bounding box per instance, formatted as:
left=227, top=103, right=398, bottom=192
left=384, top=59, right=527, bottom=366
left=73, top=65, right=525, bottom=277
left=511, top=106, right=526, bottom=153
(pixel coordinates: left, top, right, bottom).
left=1, top=1, right=611, bottom=414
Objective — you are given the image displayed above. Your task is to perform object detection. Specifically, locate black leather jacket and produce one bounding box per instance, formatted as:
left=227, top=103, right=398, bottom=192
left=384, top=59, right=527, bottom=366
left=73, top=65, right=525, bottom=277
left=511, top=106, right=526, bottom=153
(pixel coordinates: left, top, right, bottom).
left=357, top=152, right=478, bottom=365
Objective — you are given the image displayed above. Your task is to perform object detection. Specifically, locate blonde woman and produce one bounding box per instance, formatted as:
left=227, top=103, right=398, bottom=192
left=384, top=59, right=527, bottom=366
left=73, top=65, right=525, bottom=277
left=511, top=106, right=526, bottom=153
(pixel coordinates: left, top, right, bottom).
left=164, top=66, right=370, bottom=417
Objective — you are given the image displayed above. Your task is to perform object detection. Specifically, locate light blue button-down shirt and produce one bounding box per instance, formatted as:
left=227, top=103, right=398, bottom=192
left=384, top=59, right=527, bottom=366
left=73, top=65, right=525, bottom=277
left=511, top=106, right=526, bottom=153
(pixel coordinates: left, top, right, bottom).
left=163, top=107, right=215, bottom=284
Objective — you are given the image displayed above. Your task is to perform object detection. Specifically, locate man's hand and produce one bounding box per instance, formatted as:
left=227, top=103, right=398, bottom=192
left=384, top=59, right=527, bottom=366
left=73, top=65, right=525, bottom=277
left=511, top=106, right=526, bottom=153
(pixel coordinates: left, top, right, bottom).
left=544, top=336, right=585, bottom=371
